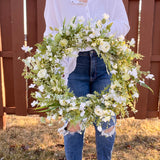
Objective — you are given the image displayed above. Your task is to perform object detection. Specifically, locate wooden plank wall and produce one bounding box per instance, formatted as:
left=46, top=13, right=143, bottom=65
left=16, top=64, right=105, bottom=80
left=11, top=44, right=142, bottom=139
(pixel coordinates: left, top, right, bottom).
left=137, top=0, right=160, bottom=118
left=0, top=0, right=27, bottom=117
left=0, top=0, right=160, bottom=129
left=26, top=0, right=46, bottom=114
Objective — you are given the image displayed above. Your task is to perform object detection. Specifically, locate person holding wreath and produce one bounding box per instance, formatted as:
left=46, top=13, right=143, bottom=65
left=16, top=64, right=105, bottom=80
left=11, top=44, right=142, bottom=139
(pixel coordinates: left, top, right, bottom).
left=44, top=0, right=130, bottom=159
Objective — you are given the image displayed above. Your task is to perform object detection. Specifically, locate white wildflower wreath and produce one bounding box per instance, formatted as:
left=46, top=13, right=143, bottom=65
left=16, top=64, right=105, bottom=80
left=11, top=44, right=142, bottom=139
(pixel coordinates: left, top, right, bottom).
left=21, top=14, right=154, bottom=133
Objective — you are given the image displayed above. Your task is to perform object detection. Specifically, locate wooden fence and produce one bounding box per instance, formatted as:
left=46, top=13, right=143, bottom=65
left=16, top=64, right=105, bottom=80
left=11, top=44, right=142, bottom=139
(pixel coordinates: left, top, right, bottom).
left=0, top=0, right=160, bottom=129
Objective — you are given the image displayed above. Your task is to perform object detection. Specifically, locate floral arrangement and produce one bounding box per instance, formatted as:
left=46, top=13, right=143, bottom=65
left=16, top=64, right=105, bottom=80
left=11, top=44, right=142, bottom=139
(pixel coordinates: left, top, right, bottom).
left=21, top=14, right=154, bottom=134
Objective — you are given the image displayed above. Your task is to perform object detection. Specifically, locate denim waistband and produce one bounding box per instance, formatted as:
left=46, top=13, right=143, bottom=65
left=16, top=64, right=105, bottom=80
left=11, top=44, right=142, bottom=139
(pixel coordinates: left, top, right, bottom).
left=78, top=49, right=98, bottom=57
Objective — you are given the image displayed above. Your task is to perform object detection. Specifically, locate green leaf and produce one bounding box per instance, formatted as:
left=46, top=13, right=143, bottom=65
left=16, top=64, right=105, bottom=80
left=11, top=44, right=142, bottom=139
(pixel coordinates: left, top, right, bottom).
left=49, top=26, right=54, bottom=31
left=54, top=33, right=61, bottom=43
left=140, top=83, right=154, bottom=93
left=101, top=19, right=106, bottom=24
left=73, top=16, right=77, bottom=24
left=40, top=117, right=46, bottom=123
left=106, top=22, right=113, bottom=31
left=54, top=27, right=59, bottom=31
left=63, top=18, right=66, bottom=30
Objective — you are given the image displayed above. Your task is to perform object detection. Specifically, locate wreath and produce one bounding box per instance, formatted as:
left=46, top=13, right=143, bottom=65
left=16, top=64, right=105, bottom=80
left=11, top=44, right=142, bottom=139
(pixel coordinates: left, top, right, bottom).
left=21, top=14, right=154, bottom=134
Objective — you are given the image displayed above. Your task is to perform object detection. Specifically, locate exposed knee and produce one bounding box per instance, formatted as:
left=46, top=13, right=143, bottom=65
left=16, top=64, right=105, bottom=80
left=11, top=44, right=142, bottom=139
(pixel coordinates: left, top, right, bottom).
left=102, top=126, right=115, bottom=137
left=66, top=122, right=81, bottom=133
left=104, top=126, right=115, bottom=134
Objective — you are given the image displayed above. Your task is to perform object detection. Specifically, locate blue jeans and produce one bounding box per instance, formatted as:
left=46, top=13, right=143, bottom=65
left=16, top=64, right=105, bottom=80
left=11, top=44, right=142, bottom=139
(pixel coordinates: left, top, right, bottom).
left=64, top=50, right=116, bottom=160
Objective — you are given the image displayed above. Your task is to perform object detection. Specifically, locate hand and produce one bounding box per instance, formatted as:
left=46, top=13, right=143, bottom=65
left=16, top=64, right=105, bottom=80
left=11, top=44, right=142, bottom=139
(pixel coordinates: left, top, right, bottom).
left=79, top=0, right=88, bottom=3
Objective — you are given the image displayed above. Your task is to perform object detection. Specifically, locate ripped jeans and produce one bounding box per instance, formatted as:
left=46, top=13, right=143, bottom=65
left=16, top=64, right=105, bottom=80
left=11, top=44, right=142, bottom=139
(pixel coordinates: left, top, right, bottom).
left=64, top=50, right=116, bottom=160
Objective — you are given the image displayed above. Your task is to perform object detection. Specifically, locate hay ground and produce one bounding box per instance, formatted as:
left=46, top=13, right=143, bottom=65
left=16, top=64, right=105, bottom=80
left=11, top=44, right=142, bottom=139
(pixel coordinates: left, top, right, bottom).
left=0, top=115, right=160, bottom=160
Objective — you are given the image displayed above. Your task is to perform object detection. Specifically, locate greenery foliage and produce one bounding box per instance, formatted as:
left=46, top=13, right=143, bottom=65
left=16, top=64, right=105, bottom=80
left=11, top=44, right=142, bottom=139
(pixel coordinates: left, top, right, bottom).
left=21, top=14, right=154, bottom=133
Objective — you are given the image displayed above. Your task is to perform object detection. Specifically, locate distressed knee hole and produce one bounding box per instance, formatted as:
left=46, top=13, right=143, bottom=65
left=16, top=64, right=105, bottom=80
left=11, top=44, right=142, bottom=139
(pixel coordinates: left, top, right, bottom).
left=101, top=125, right=115, bottom=137
left=66, top=122, right=81, bottom=133
left=104, top=126, right=115, bottom=133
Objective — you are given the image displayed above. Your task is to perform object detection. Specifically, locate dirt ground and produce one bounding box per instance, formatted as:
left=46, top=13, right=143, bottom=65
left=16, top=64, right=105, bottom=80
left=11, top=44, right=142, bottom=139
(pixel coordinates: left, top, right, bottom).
left=0, top=115, right=159, bottom=160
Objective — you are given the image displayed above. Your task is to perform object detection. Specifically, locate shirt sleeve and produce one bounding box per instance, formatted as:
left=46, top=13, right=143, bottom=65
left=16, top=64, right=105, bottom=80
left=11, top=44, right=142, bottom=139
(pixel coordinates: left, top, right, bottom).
left=108, top=0, right=130, bottom=37
left=43, top=0, right=58, bottom=37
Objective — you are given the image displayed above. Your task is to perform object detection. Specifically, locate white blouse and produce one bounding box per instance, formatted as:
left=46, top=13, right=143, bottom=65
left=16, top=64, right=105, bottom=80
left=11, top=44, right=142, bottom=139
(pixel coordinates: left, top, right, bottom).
left=44, top=0, right=130, bottom=84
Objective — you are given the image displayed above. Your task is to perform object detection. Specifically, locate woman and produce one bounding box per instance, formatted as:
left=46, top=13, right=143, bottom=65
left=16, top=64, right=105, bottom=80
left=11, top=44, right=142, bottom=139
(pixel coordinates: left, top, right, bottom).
left=44, top=0, right=130, bottom=159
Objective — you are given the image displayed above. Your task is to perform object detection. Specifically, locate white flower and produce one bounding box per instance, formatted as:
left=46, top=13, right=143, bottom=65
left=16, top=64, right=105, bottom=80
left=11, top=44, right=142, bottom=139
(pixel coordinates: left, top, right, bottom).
left=58, top=109, right=63, bottom=115
left=47, top=116, right=51, bottom=121
left=58, top=27, right=63, bottom=35
left=71, top=102, right=76, bottom=107
left=129, top=38, right=136, bottom=46
left=35, top=92, right=41, bottom=98
left=70, top=16, right=76, bottom=23
left=78, top=38, right=83, bottom=44
left=65, top=47, right=74, bottom=54
left=128, top=68, right=138, bottom=79
left=22, top=59, right=30, bottom=67
left=31, top=100, right=38, bottom=107
left=121, top=44, right=128, bottom=52
left=132, top=92, right=139, bottom=98
left=104, top=110, right=115, bottom=116
left=96, top=20, right=102, bottom=28
left=102, top=116, right=111, bottom=122
left=110, top=70, right=117, bottom=75
left=70, top=22, right=77, bottom=29
left=59, top=100, right=66, bottom=106
left=86, top=37, right=92, bottom=42
left=91, top=43, right=97, bottom=47
left=41, top=102, right=47, bottom=106
left=89, top=34, right=95, bottom=39
left=33, top=78, right=38, bottom=82
left=97, top=126, right=102, bottom=132
left=66, top=106, right=78, bottom=112
left=86, top=100, right=92, bottom=106
left=71, top=96, right=76, bottom=100
left=118, top=35, right=125, bottom=41
left=80, top=110, right=85, bottom=117
left=52, top=114, right=57, bottom=120
left=99, top=41, right=110, bottom=53
left=94, top=105, right=103, bottom=117
left=38, top=85, right=44, bottom=92
left=139, top=80, right=145, bottom=84
left=103, top=13, right=109, bottom=20
left=102, top=94, right=109, bottom=100
left=113, top=95, right=126, bottom=104
left=36, top=49, right=41, bottom=54
left=113, top=64, right=118, bottom=69
left=129, top=81, right=134, bottom=87
left=37, top=69, right=47, bottom=78
left=59, top=39, right=68, bottom=47
left=145, top=74, right=154, bottom=80
left=29, top=84, right=36, bottom=88
left=46, top=95, right=51, bottom=99
left=65, top=99, right=71, bottom=104
left=89, top=30, right=101, bottom=38
left=26, top=57, right=32, bottom=63
left=80, top=102, right=86, bottom=111
left=33, top=65, right=38, bottom=70
left=78, top=16, right=85, bottom=24
left=37, top=57, right=42, bottom=61
left=21, top=45, right=33, bottom=53
left=104, top=101, right=110, bottom=106
left=114, top=80, right=122, bottom=88
left=112, top=104, right=117, bottom=108
left=66, top=30, right=70, bottom=36
left=55, top=59, right=60, bottom=63
left=47, top=45, right=52, bottom=51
